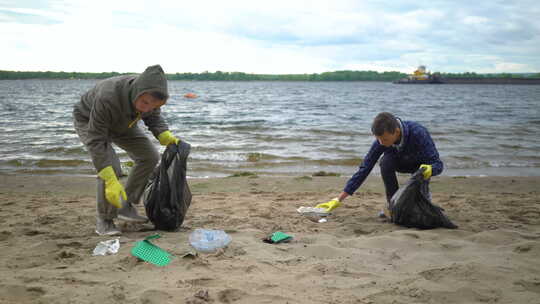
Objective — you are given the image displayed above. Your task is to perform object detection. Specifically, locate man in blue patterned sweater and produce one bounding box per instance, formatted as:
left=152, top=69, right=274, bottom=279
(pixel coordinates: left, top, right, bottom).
left=316, top=112, right=443, bottom=217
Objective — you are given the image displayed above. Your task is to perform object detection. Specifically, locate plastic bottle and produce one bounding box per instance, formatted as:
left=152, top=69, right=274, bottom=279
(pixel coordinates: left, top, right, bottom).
left=189, top=229, right=232, bottom=253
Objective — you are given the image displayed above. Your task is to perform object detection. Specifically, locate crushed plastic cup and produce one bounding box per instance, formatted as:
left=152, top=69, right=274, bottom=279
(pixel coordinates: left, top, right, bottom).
left=92, top=238, right=120, bottom=256
left=189, top=229, right=231, bottom=253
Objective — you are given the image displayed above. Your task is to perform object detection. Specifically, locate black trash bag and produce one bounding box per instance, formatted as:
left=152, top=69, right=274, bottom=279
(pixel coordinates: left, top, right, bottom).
left=143, top=141, right=192, bottom=231
left=390, top=169, right=457, bottom=229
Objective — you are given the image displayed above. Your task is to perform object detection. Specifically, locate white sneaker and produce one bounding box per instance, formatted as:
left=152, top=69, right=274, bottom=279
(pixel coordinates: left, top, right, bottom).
left=95, top=218, right=121, bottom=236
left=118, top=202, right=148, bottom=223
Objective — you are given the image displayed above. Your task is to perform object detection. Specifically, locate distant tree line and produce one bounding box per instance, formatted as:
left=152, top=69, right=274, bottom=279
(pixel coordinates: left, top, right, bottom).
left=1, top=69, right=538, bottom=81
left=0, top=69, right=406, bottom=81
left=439, top=72, right=540, bottom=79
left=0, top=70, right=126, bottom=80
left=168, top=70, right=408, bottom=81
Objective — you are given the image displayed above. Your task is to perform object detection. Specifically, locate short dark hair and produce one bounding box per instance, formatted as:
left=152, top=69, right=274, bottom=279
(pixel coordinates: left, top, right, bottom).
left=371, top=112, right=399, bottom=136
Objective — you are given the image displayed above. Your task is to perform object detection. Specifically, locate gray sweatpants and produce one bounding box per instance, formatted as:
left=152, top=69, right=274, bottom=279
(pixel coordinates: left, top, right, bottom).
left=74, top=120, right=160, bottom=220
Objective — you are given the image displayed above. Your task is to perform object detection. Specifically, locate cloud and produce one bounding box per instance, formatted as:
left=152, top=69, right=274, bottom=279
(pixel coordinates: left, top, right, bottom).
left=0, top=0, right=539, bottom=73
left=0, top=9, right=60, bottom=25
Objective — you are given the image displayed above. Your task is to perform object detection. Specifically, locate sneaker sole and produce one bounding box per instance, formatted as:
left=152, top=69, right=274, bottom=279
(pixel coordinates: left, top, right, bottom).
left=118, top=214, right=149, bottom=223
left=95, top=229, right=122, bottom=236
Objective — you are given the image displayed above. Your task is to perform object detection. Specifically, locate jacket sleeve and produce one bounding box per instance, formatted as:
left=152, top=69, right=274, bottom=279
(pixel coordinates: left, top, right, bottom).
left=414, top=126, right=443, bottom=176
left=143, top=107, right=170, bottom=138
left=344, top=140, right=386, bottom=195
left=86, top=98, right=114, bottom=172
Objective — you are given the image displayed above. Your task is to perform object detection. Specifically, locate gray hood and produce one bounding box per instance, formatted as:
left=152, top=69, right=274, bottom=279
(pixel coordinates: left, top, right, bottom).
left=130, top=65, right=169, bottom=105
left=73, top=65, right=170, bottom=171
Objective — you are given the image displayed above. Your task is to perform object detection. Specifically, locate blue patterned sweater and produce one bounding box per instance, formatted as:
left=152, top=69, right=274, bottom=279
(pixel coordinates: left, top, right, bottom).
left=344, top=118, right=443, bottom=195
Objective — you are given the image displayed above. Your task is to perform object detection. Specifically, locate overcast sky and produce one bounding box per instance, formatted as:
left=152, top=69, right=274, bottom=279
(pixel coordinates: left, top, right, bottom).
left=1, top=0, right=539, bottom=74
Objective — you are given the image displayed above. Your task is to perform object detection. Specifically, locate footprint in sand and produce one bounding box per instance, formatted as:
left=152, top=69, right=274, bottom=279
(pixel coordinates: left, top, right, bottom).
left=0, top=285, right=46, bottom=302
left=56, top=250, right=80, bottom=261
left=22, top=229, right=45, bottom=236
left=514, top=279, right=540, bottom=294
left=0, top=230, right=12, bottom=241
left=139, top=289, right=173, bottom=304
left=35, top=215, right=59, bottom=225
left=57, top=241, right=83, bottom=249
left=217, top=289, right=246, bottom=303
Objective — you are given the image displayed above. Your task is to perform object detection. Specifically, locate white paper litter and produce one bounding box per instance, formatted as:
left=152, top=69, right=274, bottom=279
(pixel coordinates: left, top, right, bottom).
left=296, top=206, right=330, bottom=216
left=92, top=238, right=120, bottom=256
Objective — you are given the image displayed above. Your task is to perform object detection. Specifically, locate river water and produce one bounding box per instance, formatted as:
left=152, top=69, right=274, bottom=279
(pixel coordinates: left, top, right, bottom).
left=1, top=80, right=539, bottom=177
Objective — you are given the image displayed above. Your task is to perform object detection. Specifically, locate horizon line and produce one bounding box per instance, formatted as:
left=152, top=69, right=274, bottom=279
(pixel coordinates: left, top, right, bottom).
left=1, top=69, right=538, bottom=75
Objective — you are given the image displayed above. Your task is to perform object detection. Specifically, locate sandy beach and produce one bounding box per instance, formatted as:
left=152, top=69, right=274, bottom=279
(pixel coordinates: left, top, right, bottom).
left=1, top=173, right=539, bottom=304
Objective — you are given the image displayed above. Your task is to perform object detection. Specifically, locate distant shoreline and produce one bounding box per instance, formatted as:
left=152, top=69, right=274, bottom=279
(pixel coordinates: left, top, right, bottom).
left=1, top=70, right=538, bottom=82
left=395, top=77, right=540, bottom=85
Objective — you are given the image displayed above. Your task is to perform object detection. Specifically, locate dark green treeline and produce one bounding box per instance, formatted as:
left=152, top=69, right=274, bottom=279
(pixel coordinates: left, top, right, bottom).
left=0, top=70, right=406, bottom=81
left=1, top=70, right=538, bottom=81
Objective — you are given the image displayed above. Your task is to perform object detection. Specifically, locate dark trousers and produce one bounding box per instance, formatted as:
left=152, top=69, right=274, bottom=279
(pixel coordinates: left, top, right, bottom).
left=74, top=120, right=160, bottom=220
left=379, top=152, right=428, bottom=204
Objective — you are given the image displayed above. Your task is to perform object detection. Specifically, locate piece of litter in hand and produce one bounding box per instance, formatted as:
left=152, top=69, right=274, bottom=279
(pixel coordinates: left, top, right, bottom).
left=297, top=206, right=329, bottom=216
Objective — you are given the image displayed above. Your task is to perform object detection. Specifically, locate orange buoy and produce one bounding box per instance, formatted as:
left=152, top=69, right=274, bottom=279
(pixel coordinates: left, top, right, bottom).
left=184, top=93, right=197, bottom=99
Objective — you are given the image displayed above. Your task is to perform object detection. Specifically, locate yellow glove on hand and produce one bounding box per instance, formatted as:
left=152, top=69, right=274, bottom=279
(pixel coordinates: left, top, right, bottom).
left=315, top=198, right=341, bottom=213
left=158, top=130, right=179, bottom=146
left=419, top=164, right=432, bottom=180
left=97, top=166, right=127, bottom=208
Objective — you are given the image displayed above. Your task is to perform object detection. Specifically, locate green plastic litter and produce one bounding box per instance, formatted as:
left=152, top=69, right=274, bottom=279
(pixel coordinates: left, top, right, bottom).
left=270, top=231, right=293, bottom=243
left=131, top=234, right=172, bottom=266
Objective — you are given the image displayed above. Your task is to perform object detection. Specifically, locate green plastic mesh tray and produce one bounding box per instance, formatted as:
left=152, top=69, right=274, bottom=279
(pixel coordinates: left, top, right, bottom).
left=131, top=234, right=171, bottom=266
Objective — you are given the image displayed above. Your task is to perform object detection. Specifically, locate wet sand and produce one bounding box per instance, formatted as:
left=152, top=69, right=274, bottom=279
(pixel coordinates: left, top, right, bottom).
left=1, top=174, right=539, bottom=304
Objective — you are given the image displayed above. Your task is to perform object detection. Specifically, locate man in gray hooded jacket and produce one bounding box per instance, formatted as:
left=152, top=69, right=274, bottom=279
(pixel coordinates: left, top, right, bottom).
left=73, top=65, right=180, bottom=235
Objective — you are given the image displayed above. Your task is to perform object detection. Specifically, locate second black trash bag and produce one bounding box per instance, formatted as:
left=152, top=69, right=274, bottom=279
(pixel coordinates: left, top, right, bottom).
left=390, top=169, right=457, bottom=229
left=143, top=141, right=192, bottom=231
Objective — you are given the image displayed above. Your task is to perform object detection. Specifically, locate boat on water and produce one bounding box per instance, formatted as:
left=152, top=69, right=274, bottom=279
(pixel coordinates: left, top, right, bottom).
left=394, top=66, right=540, bottom=85
left=393, top=65, right=443, bottom=84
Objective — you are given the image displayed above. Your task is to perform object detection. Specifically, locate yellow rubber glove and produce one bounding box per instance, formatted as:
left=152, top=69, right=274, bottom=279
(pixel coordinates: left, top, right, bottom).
left=158, top=130, right=179, bottom=146
left=419, top=164, right=432, bottom=180
left=97, top=166, right=127, bottom=208
left=315, top=198, right=342, bottom=213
